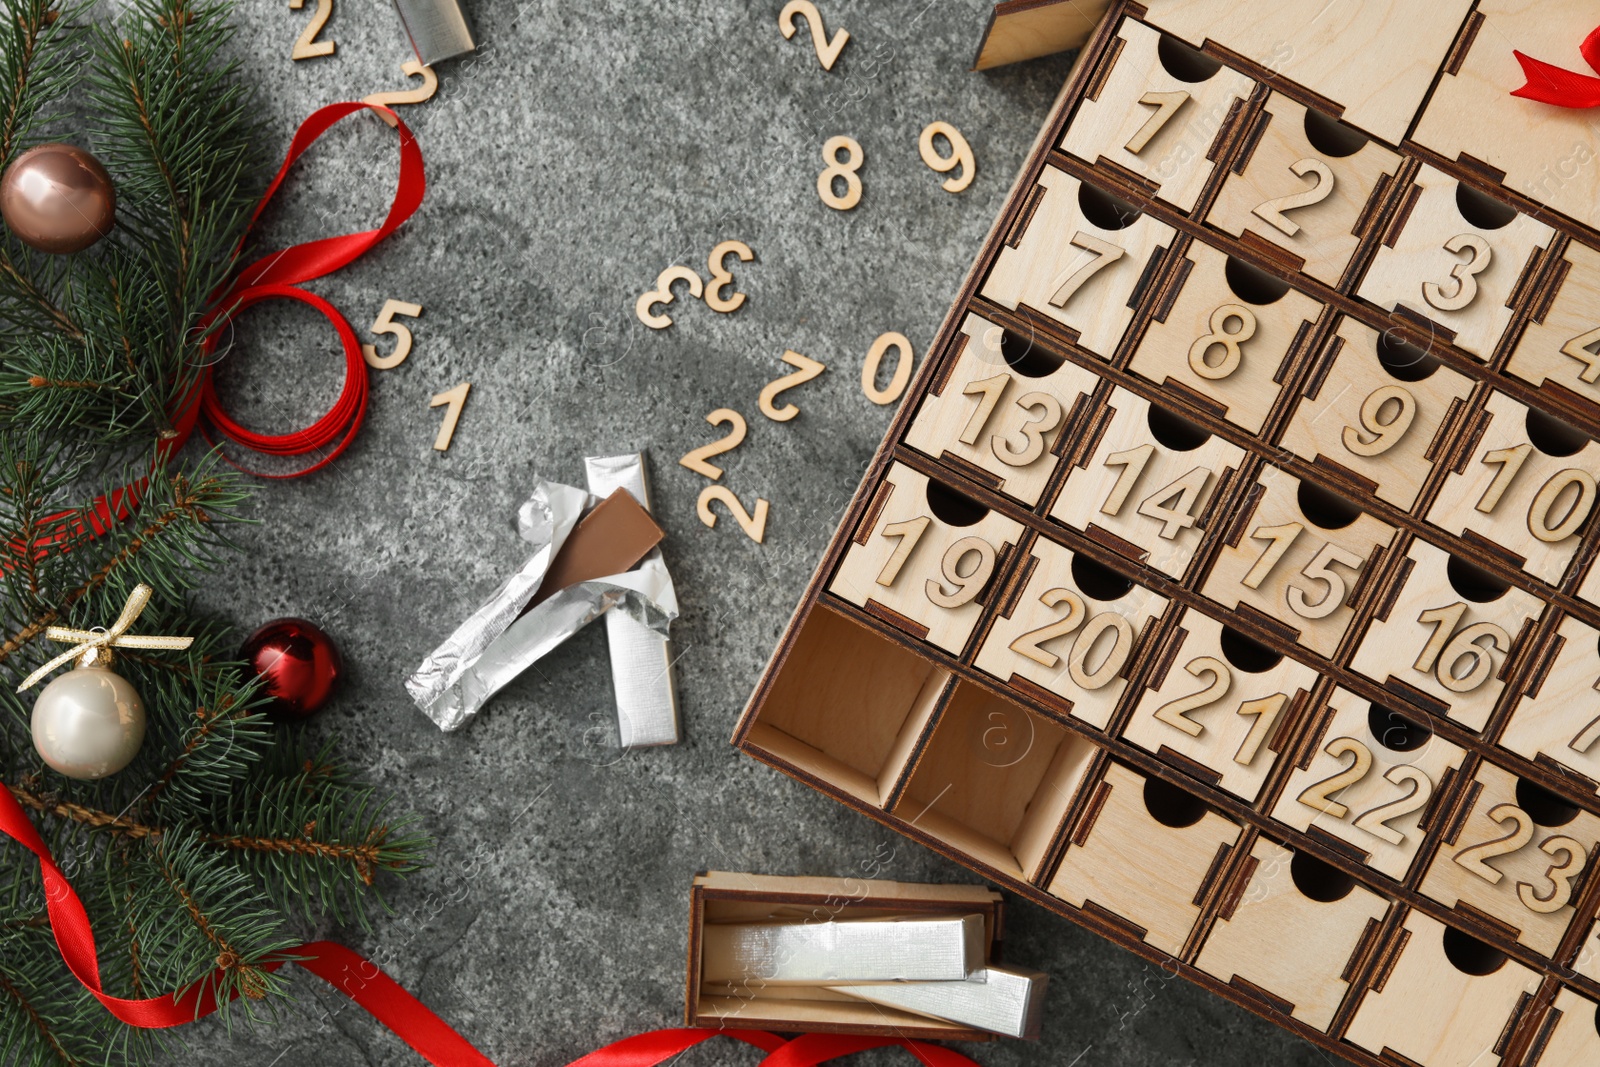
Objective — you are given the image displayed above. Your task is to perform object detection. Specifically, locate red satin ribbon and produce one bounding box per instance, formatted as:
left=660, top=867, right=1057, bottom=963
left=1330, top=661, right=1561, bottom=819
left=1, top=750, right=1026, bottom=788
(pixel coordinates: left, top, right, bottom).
left=0, top=782, right=985, bottom=1067
left=1512, top=24, right=1600, bottom=108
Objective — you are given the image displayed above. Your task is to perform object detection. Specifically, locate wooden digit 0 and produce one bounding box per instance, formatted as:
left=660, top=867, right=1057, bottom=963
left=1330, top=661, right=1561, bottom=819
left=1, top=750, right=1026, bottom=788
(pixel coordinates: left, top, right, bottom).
left=861, top=332, right=914, bottom=404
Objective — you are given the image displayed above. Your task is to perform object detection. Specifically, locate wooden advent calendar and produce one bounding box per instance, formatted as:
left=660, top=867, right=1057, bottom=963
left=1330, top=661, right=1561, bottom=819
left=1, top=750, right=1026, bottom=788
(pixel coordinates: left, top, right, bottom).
left=734, top=2, right=1600, bottom=1064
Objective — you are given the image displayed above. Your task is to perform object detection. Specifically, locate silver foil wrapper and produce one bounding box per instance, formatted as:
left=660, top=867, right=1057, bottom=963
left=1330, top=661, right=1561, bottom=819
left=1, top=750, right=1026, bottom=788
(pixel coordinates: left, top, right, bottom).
left=406, top=476, right=679, bottom=731
left=832, top=965, right=1050, bottom=1040
left=584, top=454, right=679, bottom=748
left=393, top=0, right=476, bottom=67
left=701, top=916, right=984, bottom=985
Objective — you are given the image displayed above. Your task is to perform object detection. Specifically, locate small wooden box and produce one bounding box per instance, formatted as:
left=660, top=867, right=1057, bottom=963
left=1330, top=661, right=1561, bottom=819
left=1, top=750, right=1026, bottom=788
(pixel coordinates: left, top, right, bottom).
left=685, top=872, right=1005, bottom=1040
left=733, top=4, right=1600, bottom=1064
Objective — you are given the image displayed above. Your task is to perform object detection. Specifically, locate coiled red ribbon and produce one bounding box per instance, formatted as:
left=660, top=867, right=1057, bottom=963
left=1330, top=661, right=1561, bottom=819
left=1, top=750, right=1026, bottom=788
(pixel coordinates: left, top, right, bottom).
left=0, top=782, right=984, bottom=1066
left=1512, top=24, right=1600, bottom=108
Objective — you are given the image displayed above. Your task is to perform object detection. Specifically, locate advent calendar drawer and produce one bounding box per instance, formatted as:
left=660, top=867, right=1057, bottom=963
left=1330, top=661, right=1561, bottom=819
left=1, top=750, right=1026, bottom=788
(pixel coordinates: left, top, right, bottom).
left=1061, top=18, right=1253, bottom=212
left=1499, top=614, right=1600, bottom=795
left=830, top=463, right=1024, bottom=656
left=1507, top=239, right=1600, bottom=422
left=1206, top=92, right=1402, bottom=288
left=903, top=312, right=1100, bottom=507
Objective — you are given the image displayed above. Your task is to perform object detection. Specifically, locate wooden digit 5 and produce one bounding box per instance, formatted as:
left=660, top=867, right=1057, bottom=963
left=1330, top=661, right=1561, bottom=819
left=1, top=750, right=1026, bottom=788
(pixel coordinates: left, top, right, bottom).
left=362, top=300, right=424, bottom=370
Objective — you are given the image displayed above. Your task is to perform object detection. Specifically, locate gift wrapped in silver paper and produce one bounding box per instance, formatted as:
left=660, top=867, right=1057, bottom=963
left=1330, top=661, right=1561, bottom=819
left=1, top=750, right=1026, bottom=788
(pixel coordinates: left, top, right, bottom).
left=701, top=915, right=984, bottom=985
left=405, top=476, right=679, bottom=731
left=832, top=965, right=1050, bottom=1040
left=585, top=454, right=679, bottom=748
left=393, top=0, right=476, bottom=67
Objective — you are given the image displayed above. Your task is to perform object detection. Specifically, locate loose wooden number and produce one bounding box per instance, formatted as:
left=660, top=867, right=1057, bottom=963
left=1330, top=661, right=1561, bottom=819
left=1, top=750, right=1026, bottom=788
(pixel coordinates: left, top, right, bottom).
left=1422, top=233, right=1492, bottom=312
left=679, top=409, right=747, bottom=480
left=1150, top=657, right=1287, bottom=765
left=698, top=486, right=769, bottom=543
left=818, top=136, right=864, bottom=211
left=759, top=351, right=827, bottom=422
left=429, top=381, right=470, bottom=451
left=861, top=332, right=914, bottom=405
left=1050, top=232, right=1124, bottom=308
left=1561, top=325, right=1600, bottom=383
left=705, top=240, right=755, bottom=313
left=1474, top=443, right=1597, bottom=543
left=1250, top=158, right=1335, bottom=238
left=957, top=373, right=1065, bottom=467
left=1099, top=445, right=1211, bottom=539
left=362, top=300, right=423, bottom=370
left=779, top=0, right=849, bottom=71
left=1413, top=602, right=1511, bottom=693
left=1125, top=90, right=1190, bottom=154
left=636, top=266, right=704, bottom=330
left=364, top=61, right=438, bottom=129
left=1188, top=304, right=1257, bottom=380
left=1006, top=588, right=1134, bottom=690
left=1242, top=523, right=1363, bottom=619
left=289, top=0, right=335, bottom=60
left=1296, top=737, right=1434, bottom=842
left=1453, top=803, right=1588, bottom=914
left=1341, top=385, right=1416, bottom=457
left=918, top=122, right=975, bottom=193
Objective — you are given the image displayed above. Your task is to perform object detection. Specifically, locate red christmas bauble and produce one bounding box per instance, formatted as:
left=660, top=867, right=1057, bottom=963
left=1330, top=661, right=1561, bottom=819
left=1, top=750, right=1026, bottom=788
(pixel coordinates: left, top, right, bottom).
left=240, top=618, right=343, bottom=721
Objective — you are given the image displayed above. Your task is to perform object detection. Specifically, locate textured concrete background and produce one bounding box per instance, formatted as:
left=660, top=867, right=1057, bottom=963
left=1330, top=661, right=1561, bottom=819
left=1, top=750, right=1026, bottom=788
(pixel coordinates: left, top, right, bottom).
left=179, top=1, right=1327, bottom=1064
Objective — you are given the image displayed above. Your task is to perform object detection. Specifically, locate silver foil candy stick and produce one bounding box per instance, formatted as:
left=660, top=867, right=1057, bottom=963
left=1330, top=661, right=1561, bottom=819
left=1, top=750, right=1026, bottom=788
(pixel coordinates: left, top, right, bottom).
left=393, top=0, right=476, bottom=67
left=584, top=453, right=680, bottom=748
left=831, top=965, right=1049, bottom=1040
left=700, top=916, right=985, bottom=985
left=405, top=477, right=678, bottom=732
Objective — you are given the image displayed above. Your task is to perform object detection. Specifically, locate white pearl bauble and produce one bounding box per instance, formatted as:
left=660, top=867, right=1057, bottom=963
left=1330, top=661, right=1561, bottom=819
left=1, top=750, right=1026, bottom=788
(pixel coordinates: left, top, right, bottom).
left=29, top=665, right=146, bottom=780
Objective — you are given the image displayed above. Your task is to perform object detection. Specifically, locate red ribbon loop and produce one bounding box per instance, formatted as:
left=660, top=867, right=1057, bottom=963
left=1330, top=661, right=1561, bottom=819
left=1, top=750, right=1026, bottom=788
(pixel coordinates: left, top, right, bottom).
left=1512, top=24, right=1600, bottom=108
left=189, top=100, right=425, bottom=477
left=0, top=781, right=988, bottom=1067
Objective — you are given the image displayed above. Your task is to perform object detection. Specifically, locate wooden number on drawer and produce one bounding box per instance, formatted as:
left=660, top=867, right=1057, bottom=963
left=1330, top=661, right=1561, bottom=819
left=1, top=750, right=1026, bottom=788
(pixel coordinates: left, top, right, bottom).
left=904, top=313, right=1098, bottom=506
left=1508, top=240, right=1600, bottom=408
left=1052, top=387, right=1244, bottom=579
left=1130, top=242, right=1322, bottom=434
left=974, top=537, right=1166, bottom=729
left=830, top=463, right=1023, bottom=654
left=1501, top=615, right=1600, bottom=794
left=1351, top=541, right=1541, bottom=731
left=1420, top=762, right=1600, bottom=955
left=1058, top=20, right=1252, bottom=212
left=981, top=167, right=1175, bottom=360
left=1281, top=317, right=1474, bottom=509
left=1357, top=164, right=1554, bottom=361
left=1203, top=469, right=1396, bottom=658
left=1208, top=94, right=1404, bottom=286
left=1272, top=688, right=1465, bottom=880
left=1124, top=609, right=1315, bottom=800
left=1428, top=391, right=1600, bottom=586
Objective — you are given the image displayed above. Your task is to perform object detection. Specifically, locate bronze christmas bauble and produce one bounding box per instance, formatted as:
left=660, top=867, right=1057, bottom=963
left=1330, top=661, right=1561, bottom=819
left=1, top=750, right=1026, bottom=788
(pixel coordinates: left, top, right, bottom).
left=0, top=143, right=116, bottom=254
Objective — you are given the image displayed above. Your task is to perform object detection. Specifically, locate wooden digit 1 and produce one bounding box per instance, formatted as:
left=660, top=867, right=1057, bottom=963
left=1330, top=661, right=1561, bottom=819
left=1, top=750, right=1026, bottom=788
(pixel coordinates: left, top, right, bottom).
left=759, top=351, right=827, bottom=422
left=861, top=332, right=914, bottom=405
left=918, top=122, right=975, bottom=193
left=430, top=381, right=470, bottom=451
left=363, top=61, right=439, bottom=128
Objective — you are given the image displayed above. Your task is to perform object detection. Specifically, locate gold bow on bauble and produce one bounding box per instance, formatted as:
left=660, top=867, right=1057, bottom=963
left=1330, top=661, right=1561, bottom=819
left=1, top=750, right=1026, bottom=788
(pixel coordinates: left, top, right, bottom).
left=16, top=584, right=194, bottom=692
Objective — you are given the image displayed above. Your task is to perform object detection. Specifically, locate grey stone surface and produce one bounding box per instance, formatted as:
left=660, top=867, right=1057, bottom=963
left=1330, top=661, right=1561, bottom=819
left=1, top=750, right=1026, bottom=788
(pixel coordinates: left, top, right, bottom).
left=176, top=1, right=1329, bottom=1064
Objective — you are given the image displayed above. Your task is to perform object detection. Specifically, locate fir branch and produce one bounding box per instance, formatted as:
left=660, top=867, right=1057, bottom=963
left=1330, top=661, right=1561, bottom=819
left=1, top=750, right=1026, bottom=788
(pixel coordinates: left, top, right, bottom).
left=6, top=782, right=157, bottom=838
left=0, top=972, right=80, bottom=1067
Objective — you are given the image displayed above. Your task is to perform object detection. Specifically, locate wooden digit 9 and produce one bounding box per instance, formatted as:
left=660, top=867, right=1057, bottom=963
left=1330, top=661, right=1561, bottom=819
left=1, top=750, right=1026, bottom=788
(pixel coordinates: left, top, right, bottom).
left=829, top=463, right=1022, bottom=654
left=918, top=122, right=975, bottom=193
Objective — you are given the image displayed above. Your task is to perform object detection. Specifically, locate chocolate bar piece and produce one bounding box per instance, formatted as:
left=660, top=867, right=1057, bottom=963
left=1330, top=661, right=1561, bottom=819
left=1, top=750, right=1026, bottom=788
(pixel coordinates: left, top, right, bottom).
left=527, top=488, right=663, bottom=609
left=701, top=915, right=985, bottom=985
